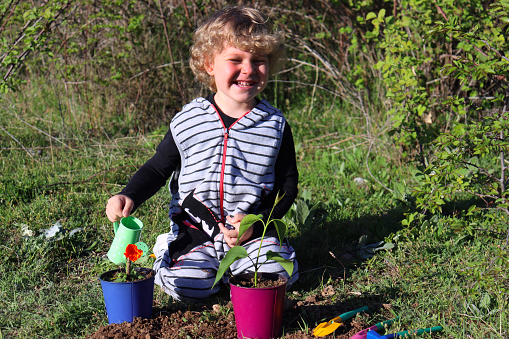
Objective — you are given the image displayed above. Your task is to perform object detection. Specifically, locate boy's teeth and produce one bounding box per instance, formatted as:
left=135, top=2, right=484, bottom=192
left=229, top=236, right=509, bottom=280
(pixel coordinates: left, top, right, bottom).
left=237, top=81, right=252, bottom=87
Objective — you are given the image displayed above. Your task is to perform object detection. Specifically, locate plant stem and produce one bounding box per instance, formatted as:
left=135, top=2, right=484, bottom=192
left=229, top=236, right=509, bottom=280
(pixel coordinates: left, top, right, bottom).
left=253, top=222, right=267, bottom=288
left=126, top=258, right=132, bottom=281
left=253, top=203, right=277, bottom=287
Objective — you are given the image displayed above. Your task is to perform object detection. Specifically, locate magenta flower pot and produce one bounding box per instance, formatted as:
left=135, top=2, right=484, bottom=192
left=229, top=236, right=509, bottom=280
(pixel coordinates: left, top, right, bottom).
left=229, top=273, right=288, bottom=339
left=99, top=267, right=155, bottom=324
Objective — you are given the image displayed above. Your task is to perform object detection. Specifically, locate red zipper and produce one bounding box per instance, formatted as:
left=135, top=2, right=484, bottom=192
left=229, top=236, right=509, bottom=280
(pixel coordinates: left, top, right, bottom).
left=211, top=104, right=251, bottom=225
left=219, top=128, right=228, bottom=224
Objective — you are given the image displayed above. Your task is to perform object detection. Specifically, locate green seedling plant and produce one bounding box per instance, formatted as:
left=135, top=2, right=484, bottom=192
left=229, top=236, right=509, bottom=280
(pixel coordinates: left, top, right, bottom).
left=212, top=193, right=294, bottom=288
left=111, top=242, right=152, bottom=282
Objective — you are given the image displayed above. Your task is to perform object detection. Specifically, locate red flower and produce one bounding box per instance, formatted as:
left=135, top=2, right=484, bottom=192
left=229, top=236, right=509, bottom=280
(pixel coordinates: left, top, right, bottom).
left=124, top=244, right=143, bottom=262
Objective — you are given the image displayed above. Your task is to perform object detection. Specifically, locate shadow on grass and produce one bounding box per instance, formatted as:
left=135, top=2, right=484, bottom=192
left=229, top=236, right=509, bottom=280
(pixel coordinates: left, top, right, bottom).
left=288, top=202, right=408, bottom=293
left=290, top=192, right=488, bottom=294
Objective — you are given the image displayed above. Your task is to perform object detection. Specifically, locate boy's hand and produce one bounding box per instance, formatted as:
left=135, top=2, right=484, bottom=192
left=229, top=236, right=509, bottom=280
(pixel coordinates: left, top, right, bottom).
left=219, top=213, right=253, bottom=248
left=105, top=195, right=134, bottom=223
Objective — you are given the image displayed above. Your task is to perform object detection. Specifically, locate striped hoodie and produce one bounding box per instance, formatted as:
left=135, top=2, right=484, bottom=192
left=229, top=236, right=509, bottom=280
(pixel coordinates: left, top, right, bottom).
left=168, top=97, right=286, bottom=238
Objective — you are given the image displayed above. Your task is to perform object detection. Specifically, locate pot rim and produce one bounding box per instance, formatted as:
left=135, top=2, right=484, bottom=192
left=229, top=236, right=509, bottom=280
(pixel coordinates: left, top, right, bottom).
left=229, top=272, right=288, bottom=289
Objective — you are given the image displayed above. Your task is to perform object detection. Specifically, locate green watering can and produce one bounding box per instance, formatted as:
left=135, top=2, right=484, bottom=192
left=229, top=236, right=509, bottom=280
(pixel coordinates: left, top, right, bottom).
left=106, top=216, right=144, bottom=265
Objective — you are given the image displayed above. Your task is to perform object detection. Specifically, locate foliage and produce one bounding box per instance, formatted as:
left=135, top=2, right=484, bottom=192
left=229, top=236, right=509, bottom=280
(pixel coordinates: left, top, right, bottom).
left=0, top=0, right=71, bottom=93
left=2, top=0, right=198, bottom=130
left=361, top=0, right=509, bottom=162
left=212, top=193, right=294, bottom=289
left=399, top=0, right=509, bottom=295
left=284, top=195, right=325, bottom=234
left=0, top=1, right=390, bottom=138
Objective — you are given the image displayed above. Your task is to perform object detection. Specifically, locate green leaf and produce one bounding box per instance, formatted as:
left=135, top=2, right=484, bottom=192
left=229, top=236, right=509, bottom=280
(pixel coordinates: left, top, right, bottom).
left=238, top=214, right=262, bottom=243
left=212, top=246, right=248, bottom=288
left=44, top=8, right=52, bottom=20
left=271, top=219, right=287, bottom=244
left=366, top=12, right=377, bottom=21
left=274, top=191, right=285, bottom=206
left=135, top=254, right=149, bottom=265
left=266, top=251, right=294, bottom=277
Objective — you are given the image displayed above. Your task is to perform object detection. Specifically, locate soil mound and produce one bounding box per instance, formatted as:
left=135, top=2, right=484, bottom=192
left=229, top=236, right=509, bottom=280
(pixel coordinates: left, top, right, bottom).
left=87, top=307, right=367, bottom=339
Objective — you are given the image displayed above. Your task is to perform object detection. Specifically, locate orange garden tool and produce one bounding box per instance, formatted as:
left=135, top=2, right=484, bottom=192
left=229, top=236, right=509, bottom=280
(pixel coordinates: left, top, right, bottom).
left=313, top=306, right=369, bottom=337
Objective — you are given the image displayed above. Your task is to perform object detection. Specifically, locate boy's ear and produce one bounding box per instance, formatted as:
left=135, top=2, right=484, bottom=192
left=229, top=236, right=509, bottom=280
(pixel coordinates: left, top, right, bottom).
left=205, top=60, right=214, bottom=75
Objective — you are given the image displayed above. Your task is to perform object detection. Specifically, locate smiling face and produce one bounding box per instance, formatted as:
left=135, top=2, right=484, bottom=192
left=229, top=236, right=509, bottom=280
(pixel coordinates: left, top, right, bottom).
left=206, top=46, right=269, bottom=117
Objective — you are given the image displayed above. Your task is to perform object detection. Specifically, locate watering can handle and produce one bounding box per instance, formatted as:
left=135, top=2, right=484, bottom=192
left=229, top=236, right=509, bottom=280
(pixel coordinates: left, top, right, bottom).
left=389, top=326, right=443, bottom=338
left=339, top=306, right=369, bottom=321
left=113, top=221, right=119, bottom=234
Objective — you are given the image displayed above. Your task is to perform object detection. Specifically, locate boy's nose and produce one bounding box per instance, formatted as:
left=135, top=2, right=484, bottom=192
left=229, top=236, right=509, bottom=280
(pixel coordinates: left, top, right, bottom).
left=241, top=61, right=255, bottom=74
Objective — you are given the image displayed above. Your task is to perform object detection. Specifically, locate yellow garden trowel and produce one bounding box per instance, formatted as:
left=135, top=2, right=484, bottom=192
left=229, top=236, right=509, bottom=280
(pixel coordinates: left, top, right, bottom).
left=313, top=306, right=369, bottom=337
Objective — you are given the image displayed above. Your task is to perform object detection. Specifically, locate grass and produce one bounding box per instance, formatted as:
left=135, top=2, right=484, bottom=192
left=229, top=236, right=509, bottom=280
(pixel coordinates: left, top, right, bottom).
left=0, top=80, right=508, bottom=338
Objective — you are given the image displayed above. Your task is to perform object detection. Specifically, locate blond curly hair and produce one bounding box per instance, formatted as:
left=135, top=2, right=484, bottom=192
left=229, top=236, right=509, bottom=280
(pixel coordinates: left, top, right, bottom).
left=190, top=6, right=285, bottom=92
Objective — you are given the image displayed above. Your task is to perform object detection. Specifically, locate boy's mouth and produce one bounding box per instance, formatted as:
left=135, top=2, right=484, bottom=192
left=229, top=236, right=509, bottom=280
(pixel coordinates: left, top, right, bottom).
left=234, top=81, right=255, bottom=88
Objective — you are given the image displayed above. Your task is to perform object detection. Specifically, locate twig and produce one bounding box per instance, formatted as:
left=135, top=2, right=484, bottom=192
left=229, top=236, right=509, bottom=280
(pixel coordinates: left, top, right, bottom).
left=129, top=61, right=183, bottom=80
left=304, top=132, right=341, bottom=143
left=298, top=266, right=337, bottom=274
left=64, top=81, right=92, bottom=85
left=307, top=55, right=320, bottom=117
left=432, top=0, right=449, bottom=21
left=0, top=126, right=38, bottom=161
left=480, top=39, right=509, bottom=63
left=366, top=139, right=394, bottom=193
left=500, top=102, right=507, bottom=193
left=0, top=103, right=74, bottom=150
left=39, top=166, right=137, bottom=189
left=58, top=17, right=99, bottom=49
left=426, top=76, right=450, bottom=85
left=0, top=16, right=40, bottom=63
left=299, top=43, right=341, bottom=80
left=0, top=0, right=20, bottom=34
left=267, top=79, right=361, bottom=110
left=156, top=0, right=186, bottom=102
left=461, top=160, right=503, bottom=183
left=330, top=140, right=371, bottom=153
left=329, top=251, right=346, bottom=281
left=2, top=0, right=72, bottom=82
left=457, top=310, right=504, bottom=338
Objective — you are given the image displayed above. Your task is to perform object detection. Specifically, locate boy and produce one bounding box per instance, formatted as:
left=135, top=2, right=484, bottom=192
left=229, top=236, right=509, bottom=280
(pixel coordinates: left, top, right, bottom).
left=105, top=6, right=299, bottom=302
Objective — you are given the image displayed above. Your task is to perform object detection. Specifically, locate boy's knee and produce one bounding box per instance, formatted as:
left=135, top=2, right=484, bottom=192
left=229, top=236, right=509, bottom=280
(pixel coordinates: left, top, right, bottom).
left=154, top=266, right=220, bottom=302
left=153, top=232, right=173, bottom=257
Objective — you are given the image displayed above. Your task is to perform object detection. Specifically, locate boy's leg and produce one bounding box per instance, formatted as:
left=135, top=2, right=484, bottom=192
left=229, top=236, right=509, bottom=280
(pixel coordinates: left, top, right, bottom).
left=153, top=232, right=299, bottom=301
left=152, top=232, right=221, bottom=302
left=228, top=236, right=299, bottom=287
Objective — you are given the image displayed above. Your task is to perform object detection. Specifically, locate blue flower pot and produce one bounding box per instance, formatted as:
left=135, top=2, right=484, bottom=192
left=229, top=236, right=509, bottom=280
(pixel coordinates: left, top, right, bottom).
left=99, top=267, right=155, bottom=324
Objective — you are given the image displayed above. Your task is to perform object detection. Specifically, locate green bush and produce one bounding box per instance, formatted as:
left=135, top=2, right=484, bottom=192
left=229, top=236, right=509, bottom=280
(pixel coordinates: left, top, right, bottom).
left=362, top=0, right=508, bottom=163
left=399, top=0, right=509, bottom=295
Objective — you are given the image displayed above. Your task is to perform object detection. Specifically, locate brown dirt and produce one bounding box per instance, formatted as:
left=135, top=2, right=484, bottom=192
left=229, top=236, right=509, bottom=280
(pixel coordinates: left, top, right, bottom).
left=233, top=274, right=287, bottom=288
left=102, top=267, right=155, bottom=283
left=88, top=311, right=367, bottom=339
left=87, top=293, right=373, bottom=339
